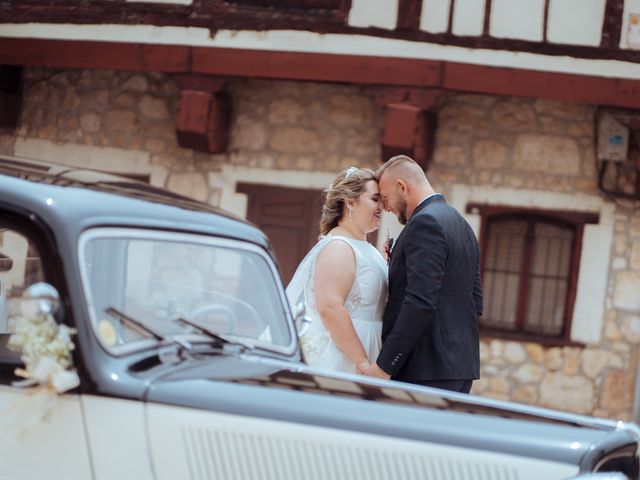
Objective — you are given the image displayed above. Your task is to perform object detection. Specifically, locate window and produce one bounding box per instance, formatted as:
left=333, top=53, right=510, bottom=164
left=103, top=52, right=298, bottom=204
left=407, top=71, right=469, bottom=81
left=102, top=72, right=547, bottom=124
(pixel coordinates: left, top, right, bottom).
left=468, top=205, right=599, bottom=344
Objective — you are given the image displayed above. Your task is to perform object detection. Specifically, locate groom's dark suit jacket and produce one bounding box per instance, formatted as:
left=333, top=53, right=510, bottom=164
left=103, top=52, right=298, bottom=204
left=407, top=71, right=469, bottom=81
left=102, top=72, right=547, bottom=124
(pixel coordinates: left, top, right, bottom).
left=377, top=194, right=482, bottom=383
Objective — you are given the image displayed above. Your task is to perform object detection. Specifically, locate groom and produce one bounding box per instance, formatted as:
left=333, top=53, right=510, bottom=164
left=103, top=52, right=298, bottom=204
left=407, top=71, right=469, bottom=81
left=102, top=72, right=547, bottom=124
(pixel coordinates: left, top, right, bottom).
left=365, top=155, right=482, bottom=393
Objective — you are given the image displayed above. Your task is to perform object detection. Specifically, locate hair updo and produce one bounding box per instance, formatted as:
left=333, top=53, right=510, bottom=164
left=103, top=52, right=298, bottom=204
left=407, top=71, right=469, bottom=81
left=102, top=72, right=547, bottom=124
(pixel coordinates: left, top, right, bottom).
left=319, top=167, right=376, bottom=236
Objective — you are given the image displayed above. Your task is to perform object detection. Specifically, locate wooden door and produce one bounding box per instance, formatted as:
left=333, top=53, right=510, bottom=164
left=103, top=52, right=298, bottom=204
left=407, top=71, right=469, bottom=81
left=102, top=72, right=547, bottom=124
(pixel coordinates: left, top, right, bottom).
left=237, top=183, right=322, bottom=285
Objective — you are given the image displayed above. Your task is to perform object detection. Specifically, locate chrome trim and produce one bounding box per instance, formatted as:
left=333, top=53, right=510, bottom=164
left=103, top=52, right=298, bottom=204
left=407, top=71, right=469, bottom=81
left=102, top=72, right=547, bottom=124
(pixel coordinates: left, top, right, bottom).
left=78, top=227, right=297, bottom=357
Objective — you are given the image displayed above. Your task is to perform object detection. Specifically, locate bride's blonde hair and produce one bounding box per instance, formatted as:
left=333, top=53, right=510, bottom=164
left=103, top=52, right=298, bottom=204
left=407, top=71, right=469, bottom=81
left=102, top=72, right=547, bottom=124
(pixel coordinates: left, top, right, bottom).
left=319, top=167, right=376, bottom=236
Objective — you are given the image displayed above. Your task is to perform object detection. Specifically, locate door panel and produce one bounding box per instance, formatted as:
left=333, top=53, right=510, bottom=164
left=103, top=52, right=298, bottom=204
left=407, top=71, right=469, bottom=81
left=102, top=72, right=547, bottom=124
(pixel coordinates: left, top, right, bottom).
left=82, top=395, right=154, bottom=480
left=237, top=184, right=322, bottom=284
left=0, top=388, right=91, bottom=480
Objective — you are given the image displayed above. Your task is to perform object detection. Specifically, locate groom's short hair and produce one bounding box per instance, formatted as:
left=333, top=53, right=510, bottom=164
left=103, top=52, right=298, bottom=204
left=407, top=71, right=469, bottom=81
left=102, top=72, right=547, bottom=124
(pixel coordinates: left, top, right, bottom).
left=375, top=155, right=424, bottom=182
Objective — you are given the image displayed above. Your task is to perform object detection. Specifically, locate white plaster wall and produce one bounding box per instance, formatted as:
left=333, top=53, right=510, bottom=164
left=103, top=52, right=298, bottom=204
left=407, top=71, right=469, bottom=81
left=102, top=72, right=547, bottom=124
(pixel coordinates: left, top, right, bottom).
left=490, top=0, right=545, bottom=41
left=348, top=0, right=399, bottom=30
left=622, top=0, right=640, bottom=49
left=420, top=0, right=452, bottom=34
left=452, top=0, right=486, bottom=37
left=450, top=184, right=611, bottom=345
left=13, top=138, right=168, bottom=187
left=571, top=213, right=615, bottom=343
left=547, top=0, right=606, bottom=46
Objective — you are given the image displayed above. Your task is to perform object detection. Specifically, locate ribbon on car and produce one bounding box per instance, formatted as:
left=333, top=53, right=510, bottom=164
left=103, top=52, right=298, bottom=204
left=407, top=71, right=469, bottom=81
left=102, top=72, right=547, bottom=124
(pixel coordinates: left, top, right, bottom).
left=0, top=356, right=80, bottom=445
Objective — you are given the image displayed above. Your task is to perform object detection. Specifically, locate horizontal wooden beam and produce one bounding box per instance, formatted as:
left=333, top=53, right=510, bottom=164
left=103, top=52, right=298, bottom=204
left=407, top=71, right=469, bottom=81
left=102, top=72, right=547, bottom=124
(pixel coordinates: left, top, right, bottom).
left=0, top=39, right=190, bottom=72
left=191, top=47, right=442, bottom=86
left=444, top=63, right=640, bottom=109
left=1, top=38, right=639, bottom=108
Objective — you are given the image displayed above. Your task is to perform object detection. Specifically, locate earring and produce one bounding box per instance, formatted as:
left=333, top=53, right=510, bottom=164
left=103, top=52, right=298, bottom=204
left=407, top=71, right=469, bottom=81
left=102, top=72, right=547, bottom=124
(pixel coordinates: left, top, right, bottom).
left=348, top=208, right=353, bottom=223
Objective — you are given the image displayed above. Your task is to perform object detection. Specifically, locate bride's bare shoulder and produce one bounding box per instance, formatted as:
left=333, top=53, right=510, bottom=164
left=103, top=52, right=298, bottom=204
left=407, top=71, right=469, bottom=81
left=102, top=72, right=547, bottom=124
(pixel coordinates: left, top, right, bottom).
left=317, top=236, right=356, bottom=264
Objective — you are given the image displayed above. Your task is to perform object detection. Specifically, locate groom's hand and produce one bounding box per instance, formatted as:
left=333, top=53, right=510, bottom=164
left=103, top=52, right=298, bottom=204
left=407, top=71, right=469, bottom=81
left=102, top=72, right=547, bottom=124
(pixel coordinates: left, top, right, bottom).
left=366, top=363, right=391, bottom=380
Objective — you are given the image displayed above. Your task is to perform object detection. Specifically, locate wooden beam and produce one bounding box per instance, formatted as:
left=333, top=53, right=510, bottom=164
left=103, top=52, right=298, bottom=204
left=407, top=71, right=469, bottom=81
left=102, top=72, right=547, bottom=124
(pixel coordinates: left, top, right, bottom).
left=0, top=39, right=190, bottom=72
left=601, top=0, right=624, bottom=49
left=191, top=47, right=443, bottom=86
left=176, top=90, right=231, bottom=153
left=1, top=38, right=640, bottom=108
left=382, top=103, right=421, bottom=149
left=397, top=0, right=423, bottom=31
left=369, top=87, right=443, bottom=109
left=444, top=63, right=640, bottom=108
left=380, top=104, right=436, bottom=169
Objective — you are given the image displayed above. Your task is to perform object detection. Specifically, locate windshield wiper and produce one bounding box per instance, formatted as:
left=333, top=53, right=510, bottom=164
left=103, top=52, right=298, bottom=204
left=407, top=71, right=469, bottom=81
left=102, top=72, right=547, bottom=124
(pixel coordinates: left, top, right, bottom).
left=175, top=316, right=253, bottom=353
left=105, top=307, right=193, bottom=351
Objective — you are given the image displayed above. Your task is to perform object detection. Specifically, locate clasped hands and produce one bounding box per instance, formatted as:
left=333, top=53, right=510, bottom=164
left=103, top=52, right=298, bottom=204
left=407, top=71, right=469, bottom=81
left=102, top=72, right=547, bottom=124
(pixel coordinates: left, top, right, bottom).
left=356, top=359, right=390, bottom=379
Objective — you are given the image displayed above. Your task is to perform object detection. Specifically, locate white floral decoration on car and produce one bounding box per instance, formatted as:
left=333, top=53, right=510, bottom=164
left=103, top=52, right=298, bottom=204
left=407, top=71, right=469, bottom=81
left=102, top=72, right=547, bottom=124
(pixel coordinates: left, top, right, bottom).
left=7, top=283, right=79, bottom=393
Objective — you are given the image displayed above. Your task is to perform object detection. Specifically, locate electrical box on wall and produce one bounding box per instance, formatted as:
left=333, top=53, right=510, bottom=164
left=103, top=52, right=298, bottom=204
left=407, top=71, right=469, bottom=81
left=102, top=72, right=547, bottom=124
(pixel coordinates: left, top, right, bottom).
left=597, top=112, right=629, bottom=162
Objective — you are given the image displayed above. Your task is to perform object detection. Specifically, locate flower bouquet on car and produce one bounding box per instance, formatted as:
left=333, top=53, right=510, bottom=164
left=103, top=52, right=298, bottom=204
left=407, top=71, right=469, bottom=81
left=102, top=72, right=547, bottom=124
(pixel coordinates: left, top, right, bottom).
left=7, top=283, right=79, bottom=393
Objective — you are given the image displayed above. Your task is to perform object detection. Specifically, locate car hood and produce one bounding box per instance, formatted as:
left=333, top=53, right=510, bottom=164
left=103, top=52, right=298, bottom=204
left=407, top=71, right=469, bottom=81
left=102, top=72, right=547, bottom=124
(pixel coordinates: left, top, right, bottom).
left=144, top=354, right=635, bottom=468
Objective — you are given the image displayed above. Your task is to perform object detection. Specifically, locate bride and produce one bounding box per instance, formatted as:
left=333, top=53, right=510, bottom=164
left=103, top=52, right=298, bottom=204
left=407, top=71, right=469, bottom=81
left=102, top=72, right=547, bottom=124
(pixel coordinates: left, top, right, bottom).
left=286, top=167, right=388, bottom=374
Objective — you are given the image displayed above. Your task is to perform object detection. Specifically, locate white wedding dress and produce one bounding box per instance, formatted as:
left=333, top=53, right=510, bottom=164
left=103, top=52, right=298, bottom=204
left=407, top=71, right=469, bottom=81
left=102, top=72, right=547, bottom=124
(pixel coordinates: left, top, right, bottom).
left=286, top=235, right=388, bottom=374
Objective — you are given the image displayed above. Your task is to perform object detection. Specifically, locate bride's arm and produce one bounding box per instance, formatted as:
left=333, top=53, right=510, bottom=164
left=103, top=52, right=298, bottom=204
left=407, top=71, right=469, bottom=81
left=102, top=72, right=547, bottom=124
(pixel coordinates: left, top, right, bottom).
left=314, top=241, right=370, bottom=370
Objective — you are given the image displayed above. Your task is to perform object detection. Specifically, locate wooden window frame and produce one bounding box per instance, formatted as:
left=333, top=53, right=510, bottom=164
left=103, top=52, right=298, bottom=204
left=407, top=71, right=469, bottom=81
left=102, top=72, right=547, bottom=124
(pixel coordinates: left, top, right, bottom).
left=467, top=204, right=599, bottom=347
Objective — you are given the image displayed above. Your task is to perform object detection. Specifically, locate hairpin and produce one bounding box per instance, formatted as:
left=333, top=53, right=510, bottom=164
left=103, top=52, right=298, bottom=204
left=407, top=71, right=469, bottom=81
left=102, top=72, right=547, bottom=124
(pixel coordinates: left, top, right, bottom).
left=345, top=166, right=358, bottom=178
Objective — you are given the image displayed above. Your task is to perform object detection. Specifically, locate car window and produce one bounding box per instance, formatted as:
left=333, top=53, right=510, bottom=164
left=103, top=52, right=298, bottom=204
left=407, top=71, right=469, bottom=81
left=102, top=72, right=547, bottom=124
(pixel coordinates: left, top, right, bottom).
left=0, top=228, right=45, bottom=334
left=80, top=229, right=294, bottom=355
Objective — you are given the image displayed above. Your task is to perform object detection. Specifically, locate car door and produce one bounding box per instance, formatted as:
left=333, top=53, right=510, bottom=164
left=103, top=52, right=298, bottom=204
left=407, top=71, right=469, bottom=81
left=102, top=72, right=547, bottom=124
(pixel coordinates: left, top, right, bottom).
left=0, top=220, right=92, bottom=480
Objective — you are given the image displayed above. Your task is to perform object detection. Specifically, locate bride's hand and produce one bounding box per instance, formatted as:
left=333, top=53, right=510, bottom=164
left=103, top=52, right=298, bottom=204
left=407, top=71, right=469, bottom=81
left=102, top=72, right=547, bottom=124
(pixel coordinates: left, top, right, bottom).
left=356, top=359, right=372, bottom=375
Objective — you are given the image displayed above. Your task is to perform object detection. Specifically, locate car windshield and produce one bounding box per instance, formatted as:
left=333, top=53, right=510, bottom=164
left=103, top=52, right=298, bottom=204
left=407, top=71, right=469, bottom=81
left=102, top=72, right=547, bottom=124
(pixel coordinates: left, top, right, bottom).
left=79, top=228, right=294, bottom=355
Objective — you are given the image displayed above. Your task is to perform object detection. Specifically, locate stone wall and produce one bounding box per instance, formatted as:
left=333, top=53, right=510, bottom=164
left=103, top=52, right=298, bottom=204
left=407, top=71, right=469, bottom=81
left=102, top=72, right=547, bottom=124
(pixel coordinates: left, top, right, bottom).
left=5, top=69, right=382, bottom=205
left=432, top=95, right=597, bottom=193
left=227, top=80, right=381, bottom=172
left=4, top=67, right=640, bottom=420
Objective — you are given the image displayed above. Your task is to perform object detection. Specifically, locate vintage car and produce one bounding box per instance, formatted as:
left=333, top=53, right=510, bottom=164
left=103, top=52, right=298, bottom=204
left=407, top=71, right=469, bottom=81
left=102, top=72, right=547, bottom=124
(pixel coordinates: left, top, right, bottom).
left=0, top=154, right=638, bottom=480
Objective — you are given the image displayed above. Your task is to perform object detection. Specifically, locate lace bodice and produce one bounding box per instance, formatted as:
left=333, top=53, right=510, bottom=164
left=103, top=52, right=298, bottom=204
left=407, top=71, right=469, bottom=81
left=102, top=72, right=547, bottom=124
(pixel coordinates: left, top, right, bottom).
left=287, top=235, right=388, bottom=372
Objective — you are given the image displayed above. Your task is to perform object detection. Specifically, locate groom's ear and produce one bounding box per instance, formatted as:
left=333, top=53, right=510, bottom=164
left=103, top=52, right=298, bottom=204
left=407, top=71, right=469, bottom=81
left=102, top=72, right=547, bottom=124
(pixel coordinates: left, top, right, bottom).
left=396, top=179, right=408, bottom=195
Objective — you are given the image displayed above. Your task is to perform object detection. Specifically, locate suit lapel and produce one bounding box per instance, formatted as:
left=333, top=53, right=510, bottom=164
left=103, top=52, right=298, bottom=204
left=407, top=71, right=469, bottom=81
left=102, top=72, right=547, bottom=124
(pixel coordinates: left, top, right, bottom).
left=388, top=228, right=406, bottom=272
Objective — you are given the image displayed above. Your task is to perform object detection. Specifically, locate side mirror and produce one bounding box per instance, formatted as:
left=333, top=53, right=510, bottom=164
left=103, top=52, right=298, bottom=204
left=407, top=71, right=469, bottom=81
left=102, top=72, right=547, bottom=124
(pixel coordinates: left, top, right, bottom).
left=20, top=282, right=61, bottom=318
left=292, top=301, right=312, bottom=337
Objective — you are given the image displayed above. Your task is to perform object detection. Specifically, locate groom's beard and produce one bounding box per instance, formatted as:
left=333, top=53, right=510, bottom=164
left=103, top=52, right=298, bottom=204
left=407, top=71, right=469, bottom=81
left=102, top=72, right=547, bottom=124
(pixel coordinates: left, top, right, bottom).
left=396, top=198, right=408, bottom=225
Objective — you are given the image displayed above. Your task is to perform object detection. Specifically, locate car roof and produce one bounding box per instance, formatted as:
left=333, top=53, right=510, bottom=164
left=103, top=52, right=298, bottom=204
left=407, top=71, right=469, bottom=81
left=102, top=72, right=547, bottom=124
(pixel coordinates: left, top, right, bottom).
left=0, top=154, right=269, bottom=247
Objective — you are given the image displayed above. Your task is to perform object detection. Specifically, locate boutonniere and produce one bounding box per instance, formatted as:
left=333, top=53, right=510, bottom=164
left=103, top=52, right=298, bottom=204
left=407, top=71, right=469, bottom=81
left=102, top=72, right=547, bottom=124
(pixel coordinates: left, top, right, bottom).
left=384, top=233, right=395, bottom=263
